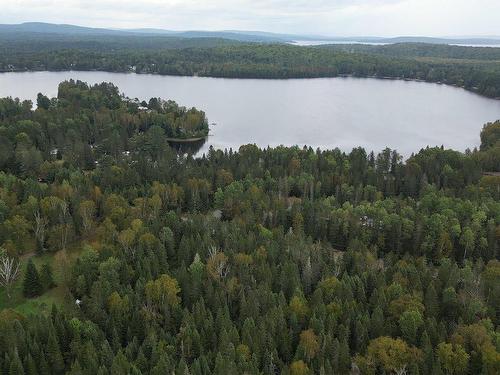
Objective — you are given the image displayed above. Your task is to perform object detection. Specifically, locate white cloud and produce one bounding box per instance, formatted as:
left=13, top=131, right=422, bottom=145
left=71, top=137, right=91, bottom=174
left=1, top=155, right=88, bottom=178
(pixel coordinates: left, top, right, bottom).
left=1, top=0, right=499, bottom=36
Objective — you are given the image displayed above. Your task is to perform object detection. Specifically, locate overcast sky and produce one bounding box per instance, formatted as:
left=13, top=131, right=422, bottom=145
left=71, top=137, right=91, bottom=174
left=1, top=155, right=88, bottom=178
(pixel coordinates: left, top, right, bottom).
left=2, top=0, right=500, bottom=37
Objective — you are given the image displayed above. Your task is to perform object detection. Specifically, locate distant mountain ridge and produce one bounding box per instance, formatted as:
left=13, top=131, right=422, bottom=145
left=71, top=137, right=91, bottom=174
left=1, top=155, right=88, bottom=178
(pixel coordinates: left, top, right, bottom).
left=0, top=22, right=292, bottom=42
left=1, top=22, right=500, bottom=45
left=0, top=22, right=124, bottom=35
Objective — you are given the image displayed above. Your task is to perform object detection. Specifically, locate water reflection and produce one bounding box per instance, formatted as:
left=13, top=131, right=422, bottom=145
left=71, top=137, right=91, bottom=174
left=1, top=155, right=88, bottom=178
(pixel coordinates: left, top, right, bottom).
left=167, top=137, right=208, bottom=155
left=1, top=71, right=500, bottom=157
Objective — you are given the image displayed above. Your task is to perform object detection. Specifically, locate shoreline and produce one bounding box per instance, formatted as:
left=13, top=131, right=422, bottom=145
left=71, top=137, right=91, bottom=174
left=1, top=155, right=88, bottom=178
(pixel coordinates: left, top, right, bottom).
left=166, top=136, right=208, bottom=143
left=1, top=69, right=498, bottom=100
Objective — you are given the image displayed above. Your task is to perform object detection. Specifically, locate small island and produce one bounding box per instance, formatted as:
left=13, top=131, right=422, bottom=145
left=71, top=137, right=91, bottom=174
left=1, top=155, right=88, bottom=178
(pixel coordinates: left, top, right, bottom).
left=55, top=80, right=210, bottom=155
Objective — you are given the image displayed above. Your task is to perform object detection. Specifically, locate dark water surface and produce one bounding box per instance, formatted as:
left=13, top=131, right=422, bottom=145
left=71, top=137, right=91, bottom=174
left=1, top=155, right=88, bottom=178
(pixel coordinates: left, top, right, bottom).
left=1, top=71, right=500, bottom=156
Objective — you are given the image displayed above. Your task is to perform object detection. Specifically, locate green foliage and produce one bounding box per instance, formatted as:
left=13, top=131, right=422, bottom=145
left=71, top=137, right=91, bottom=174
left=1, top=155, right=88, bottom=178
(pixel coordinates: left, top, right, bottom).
left=22, top=259, right=42, bottom=298
left=40, top=263, right=56, bottom=290
left=0, top=80, right=498, bottom=374
left=399, top=310, right=424, bottom=345
left=356, top=336, right=422, bottom=374
left=480, top=121, right=500, bottom=151
left=1, top=34, right=500, bottom=98
left=436, top=342, right=469, bottom=375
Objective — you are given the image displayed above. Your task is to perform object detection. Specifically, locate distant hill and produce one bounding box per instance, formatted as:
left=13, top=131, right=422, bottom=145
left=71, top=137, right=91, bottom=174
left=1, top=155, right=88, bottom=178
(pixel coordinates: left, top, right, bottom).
left=161, top=31, right=290, bottom=42
left=1, top=23, right=499, bottom=46
left=0, top=22, right=292, bottom=43
left=0, top=22, right=125, bottom=35
left=127, top=28, right=297, bottom=42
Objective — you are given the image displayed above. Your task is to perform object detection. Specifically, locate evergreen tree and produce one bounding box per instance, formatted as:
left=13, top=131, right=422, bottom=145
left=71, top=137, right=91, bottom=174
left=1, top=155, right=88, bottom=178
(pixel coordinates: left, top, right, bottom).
left=46, top=330, right=64, bottom=375
left=370, top=307, right=385, bottom=338
left=24, top=354, right=38, bottom=375
left=22, top=260, right=42, bottom=298
left=425, top=282, right=439, bottom=319
left=151, top=357, right=171, bottom=375
left=8, top=351, right=24, bottom=375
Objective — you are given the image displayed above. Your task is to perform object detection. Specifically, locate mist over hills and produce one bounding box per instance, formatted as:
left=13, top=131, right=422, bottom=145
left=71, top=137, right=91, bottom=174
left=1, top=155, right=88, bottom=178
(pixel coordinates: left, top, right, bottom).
left=1, top=22, right=500, bottom=45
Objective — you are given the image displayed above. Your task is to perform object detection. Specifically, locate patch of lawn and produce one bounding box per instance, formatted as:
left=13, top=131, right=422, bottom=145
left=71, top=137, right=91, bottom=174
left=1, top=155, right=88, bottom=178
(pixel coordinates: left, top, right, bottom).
left=10, top=287, right=66, bottom=316
left=0, top=242, right=88, bottom=315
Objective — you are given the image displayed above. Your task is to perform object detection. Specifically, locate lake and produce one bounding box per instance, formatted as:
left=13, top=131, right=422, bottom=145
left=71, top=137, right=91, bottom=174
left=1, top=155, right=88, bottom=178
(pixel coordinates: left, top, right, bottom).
left=1, top=71, right=500, bottom=157
left=291, top=40, right=500, bottom=47
left=291, top=40, right=389, bottom=46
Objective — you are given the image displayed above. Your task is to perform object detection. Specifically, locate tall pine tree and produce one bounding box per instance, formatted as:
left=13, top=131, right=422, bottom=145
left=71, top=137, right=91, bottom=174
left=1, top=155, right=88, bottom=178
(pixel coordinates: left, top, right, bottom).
left=23, top=259, right=42, bottom=298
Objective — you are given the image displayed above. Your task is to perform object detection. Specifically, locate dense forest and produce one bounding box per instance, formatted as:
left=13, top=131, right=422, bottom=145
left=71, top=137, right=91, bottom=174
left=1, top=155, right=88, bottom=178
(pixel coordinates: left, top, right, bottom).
left=319, top=43, right=500, bottom=62
left=1, top=32, right=500, bottom=99
left=0, top=81, right=498, bottom=374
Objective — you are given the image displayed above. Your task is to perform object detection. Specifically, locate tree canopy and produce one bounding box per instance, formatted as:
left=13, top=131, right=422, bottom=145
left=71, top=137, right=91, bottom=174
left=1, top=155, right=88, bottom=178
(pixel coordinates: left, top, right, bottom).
left=0, top=81, right=498, bottom=374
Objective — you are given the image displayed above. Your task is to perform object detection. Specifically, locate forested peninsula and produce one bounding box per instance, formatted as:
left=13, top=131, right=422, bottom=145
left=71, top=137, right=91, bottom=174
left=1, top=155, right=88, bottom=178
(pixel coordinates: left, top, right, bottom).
left=0, top=81, right=499, bottom=374
left=1, top=33, right=500, bottom=98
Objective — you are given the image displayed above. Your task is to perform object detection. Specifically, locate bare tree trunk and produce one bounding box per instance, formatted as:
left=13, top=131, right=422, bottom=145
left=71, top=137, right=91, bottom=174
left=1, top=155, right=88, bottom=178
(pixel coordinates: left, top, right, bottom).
left=34, top=210, right=47, bottom=252
left=0, top=252, right=21, bottom=299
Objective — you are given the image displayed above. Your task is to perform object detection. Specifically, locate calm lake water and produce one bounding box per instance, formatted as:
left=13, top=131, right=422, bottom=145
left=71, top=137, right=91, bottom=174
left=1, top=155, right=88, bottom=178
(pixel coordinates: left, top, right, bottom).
left=291, top=40, right=389, bottom=46
left=1, top=71, right=500, bottom=156
left=291, top=40, right=500, bottom=47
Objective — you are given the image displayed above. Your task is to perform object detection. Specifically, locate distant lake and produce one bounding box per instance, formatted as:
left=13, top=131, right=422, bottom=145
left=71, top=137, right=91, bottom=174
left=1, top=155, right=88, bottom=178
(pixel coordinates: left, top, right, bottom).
left=291, top=40, right=500, bottom=48
left=1, top=71, right=500, bottom=157
left=450, top=44, right=500, bottom=48
left=291, top=40, right=389, bottom=46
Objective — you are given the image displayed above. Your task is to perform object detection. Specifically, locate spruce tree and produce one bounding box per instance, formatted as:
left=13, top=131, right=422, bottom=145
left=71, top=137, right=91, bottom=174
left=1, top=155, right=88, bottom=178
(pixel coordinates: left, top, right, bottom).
left=24, top=354, right=37, bottom=375
left=23, top=260, right=42, bottom=298
left=46, top=330, right=64, bottom=374
left=8, top=351, right=24, bottom=375
left=338, top=339, right=351, bottom=374
left=151, top=357, right=170, bottom=375
left=424, top=282, right=439, bottom=318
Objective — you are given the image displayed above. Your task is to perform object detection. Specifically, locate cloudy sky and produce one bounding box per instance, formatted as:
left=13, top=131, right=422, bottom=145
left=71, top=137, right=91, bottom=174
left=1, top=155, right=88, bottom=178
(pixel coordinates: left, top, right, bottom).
left=2, top=0, right=500, bottom=37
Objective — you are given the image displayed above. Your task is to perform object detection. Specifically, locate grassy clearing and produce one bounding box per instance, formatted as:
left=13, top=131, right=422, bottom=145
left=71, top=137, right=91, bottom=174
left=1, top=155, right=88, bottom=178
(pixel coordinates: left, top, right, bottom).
left=0, top=241, right=88, bottom=316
